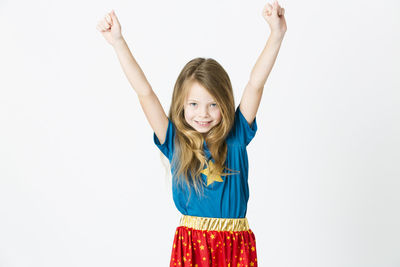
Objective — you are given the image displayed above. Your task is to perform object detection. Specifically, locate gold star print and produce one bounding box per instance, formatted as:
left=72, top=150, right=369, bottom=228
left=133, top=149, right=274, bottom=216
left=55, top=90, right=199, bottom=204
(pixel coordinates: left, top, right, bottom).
left=200, top=159, right=241, bottom=186
left=200, top=160, right=224, bottom=186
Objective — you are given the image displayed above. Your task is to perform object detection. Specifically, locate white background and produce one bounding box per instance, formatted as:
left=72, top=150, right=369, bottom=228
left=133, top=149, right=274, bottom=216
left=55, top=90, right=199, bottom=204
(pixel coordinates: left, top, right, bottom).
left=1, top=0, right=399, bottom=266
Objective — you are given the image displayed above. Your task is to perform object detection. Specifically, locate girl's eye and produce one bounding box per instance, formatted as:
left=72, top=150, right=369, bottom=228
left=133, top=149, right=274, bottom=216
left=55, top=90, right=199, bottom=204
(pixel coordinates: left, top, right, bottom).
left=189, top=103, right=217, bottom=107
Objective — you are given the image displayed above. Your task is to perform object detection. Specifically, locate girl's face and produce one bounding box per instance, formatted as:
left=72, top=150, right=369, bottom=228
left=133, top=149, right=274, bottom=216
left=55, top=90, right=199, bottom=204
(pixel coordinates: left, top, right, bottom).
left=184, top=82, right=222, bottom=135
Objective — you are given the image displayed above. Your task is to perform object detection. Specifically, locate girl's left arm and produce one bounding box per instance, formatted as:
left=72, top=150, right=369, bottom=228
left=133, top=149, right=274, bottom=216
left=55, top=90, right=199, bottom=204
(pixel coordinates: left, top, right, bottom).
left=240, top=1, right=287, bottom=125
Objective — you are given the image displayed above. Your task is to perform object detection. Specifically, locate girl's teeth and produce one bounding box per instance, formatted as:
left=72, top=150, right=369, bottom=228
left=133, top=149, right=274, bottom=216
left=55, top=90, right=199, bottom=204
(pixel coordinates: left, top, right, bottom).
left=197, top=121, right=210, bottom=126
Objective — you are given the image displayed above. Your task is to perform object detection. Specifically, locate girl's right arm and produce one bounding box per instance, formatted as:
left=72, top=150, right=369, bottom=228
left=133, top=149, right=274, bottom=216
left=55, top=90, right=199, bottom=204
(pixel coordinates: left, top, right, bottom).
left=97, top=10, right=169, bottom=144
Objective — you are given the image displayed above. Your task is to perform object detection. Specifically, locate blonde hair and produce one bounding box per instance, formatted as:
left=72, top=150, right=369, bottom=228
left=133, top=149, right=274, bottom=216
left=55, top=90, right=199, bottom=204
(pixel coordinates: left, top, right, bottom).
left=163, top=57, right=239, bottom=199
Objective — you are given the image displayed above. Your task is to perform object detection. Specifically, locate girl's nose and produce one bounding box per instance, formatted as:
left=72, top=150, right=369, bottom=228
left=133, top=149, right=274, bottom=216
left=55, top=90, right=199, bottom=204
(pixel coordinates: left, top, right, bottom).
left=199, top=106, right=209, bottom=117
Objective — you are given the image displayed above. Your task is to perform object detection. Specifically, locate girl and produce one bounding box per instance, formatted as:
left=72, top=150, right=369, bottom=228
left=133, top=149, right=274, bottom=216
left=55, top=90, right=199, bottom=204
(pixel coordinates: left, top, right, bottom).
left=97, top=2, right=286, bottom=266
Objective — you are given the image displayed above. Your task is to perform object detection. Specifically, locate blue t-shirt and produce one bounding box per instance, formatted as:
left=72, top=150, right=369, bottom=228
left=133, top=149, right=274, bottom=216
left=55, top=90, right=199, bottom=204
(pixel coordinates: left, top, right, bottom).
left=153, top=104, right=257, bottom=218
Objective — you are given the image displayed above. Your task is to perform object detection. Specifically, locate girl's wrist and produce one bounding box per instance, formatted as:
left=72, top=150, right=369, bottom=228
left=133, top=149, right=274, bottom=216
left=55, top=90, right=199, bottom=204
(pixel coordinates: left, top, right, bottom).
left=270, top=30, right=285, bottom=39
left=112, top=37, right=126, bottom=48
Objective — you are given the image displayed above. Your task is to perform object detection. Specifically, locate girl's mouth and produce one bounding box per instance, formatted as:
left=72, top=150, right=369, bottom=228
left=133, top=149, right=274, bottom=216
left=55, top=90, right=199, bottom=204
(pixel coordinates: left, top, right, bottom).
left=195, top=121, right=211, bottom=127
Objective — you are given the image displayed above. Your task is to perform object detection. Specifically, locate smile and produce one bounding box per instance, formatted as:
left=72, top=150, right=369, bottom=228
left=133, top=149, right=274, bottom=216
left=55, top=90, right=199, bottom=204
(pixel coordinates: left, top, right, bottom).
left=195, top=121, right=211, bottom=126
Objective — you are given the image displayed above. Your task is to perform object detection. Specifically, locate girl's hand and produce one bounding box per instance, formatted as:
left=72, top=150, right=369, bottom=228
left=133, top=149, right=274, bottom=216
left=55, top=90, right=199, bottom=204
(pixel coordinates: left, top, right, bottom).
left=262, top=1, right=287, bottom=36
left=96, top=10, right=123, bottom=46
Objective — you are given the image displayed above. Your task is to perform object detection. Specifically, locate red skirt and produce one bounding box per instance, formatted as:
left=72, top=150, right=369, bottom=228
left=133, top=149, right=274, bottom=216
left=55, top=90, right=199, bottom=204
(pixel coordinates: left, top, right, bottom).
left=170, top=215, right=258, bottom=267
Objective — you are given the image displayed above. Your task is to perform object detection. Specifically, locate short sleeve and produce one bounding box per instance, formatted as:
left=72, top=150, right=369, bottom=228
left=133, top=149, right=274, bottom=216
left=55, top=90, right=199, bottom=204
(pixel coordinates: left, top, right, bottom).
left=232, top=104, right=258, bottom=146
left=153, top=119, right=176, bottom=160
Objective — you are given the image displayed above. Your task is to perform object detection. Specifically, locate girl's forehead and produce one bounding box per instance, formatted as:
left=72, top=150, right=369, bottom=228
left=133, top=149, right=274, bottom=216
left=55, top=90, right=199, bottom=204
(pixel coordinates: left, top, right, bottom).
left=186, top=82, right=214, bottom=101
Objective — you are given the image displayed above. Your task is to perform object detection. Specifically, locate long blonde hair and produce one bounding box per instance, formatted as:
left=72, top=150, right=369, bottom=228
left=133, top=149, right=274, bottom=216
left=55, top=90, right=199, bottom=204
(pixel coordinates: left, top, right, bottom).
left=164, top=57, right=238, bottom=198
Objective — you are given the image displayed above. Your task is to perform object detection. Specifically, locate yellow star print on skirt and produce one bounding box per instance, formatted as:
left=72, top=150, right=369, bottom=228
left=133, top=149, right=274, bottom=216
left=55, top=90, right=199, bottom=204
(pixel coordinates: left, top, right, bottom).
left=170, top=215, right=258, bottom=266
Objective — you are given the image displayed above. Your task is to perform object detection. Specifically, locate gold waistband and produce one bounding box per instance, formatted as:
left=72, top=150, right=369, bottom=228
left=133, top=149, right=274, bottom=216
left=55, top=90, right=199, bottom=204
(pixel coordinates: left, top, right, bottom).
left=179, top=215, right=249, bottom=231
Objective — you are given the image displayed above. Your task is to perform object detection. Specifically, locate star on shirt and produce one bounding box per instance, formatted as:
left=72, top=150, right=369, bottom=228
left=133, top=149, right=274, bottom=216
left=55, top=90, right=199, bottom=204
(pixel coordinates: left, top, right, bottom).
left=200, top=160, right=231, bottom=186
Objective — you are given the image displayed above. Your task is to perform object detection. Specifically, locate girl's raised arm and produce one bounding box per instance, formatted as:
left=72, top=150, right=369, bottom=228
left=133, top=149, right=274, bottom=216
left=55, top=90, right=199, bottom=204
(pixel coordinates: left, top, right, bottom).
left=239, top=1, right=286, bottom=126
left=97, top=10, right=169, bottom=144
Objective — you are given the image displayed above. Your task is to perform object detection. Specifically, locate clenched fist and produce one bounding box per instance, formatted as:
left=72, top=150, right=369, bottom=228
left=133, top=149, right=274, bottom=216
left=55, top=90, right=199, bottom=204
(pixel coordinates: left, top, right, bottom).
left=96, top=10, right=123, bottom=46
left=262, top=1, right=287, bottom=36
